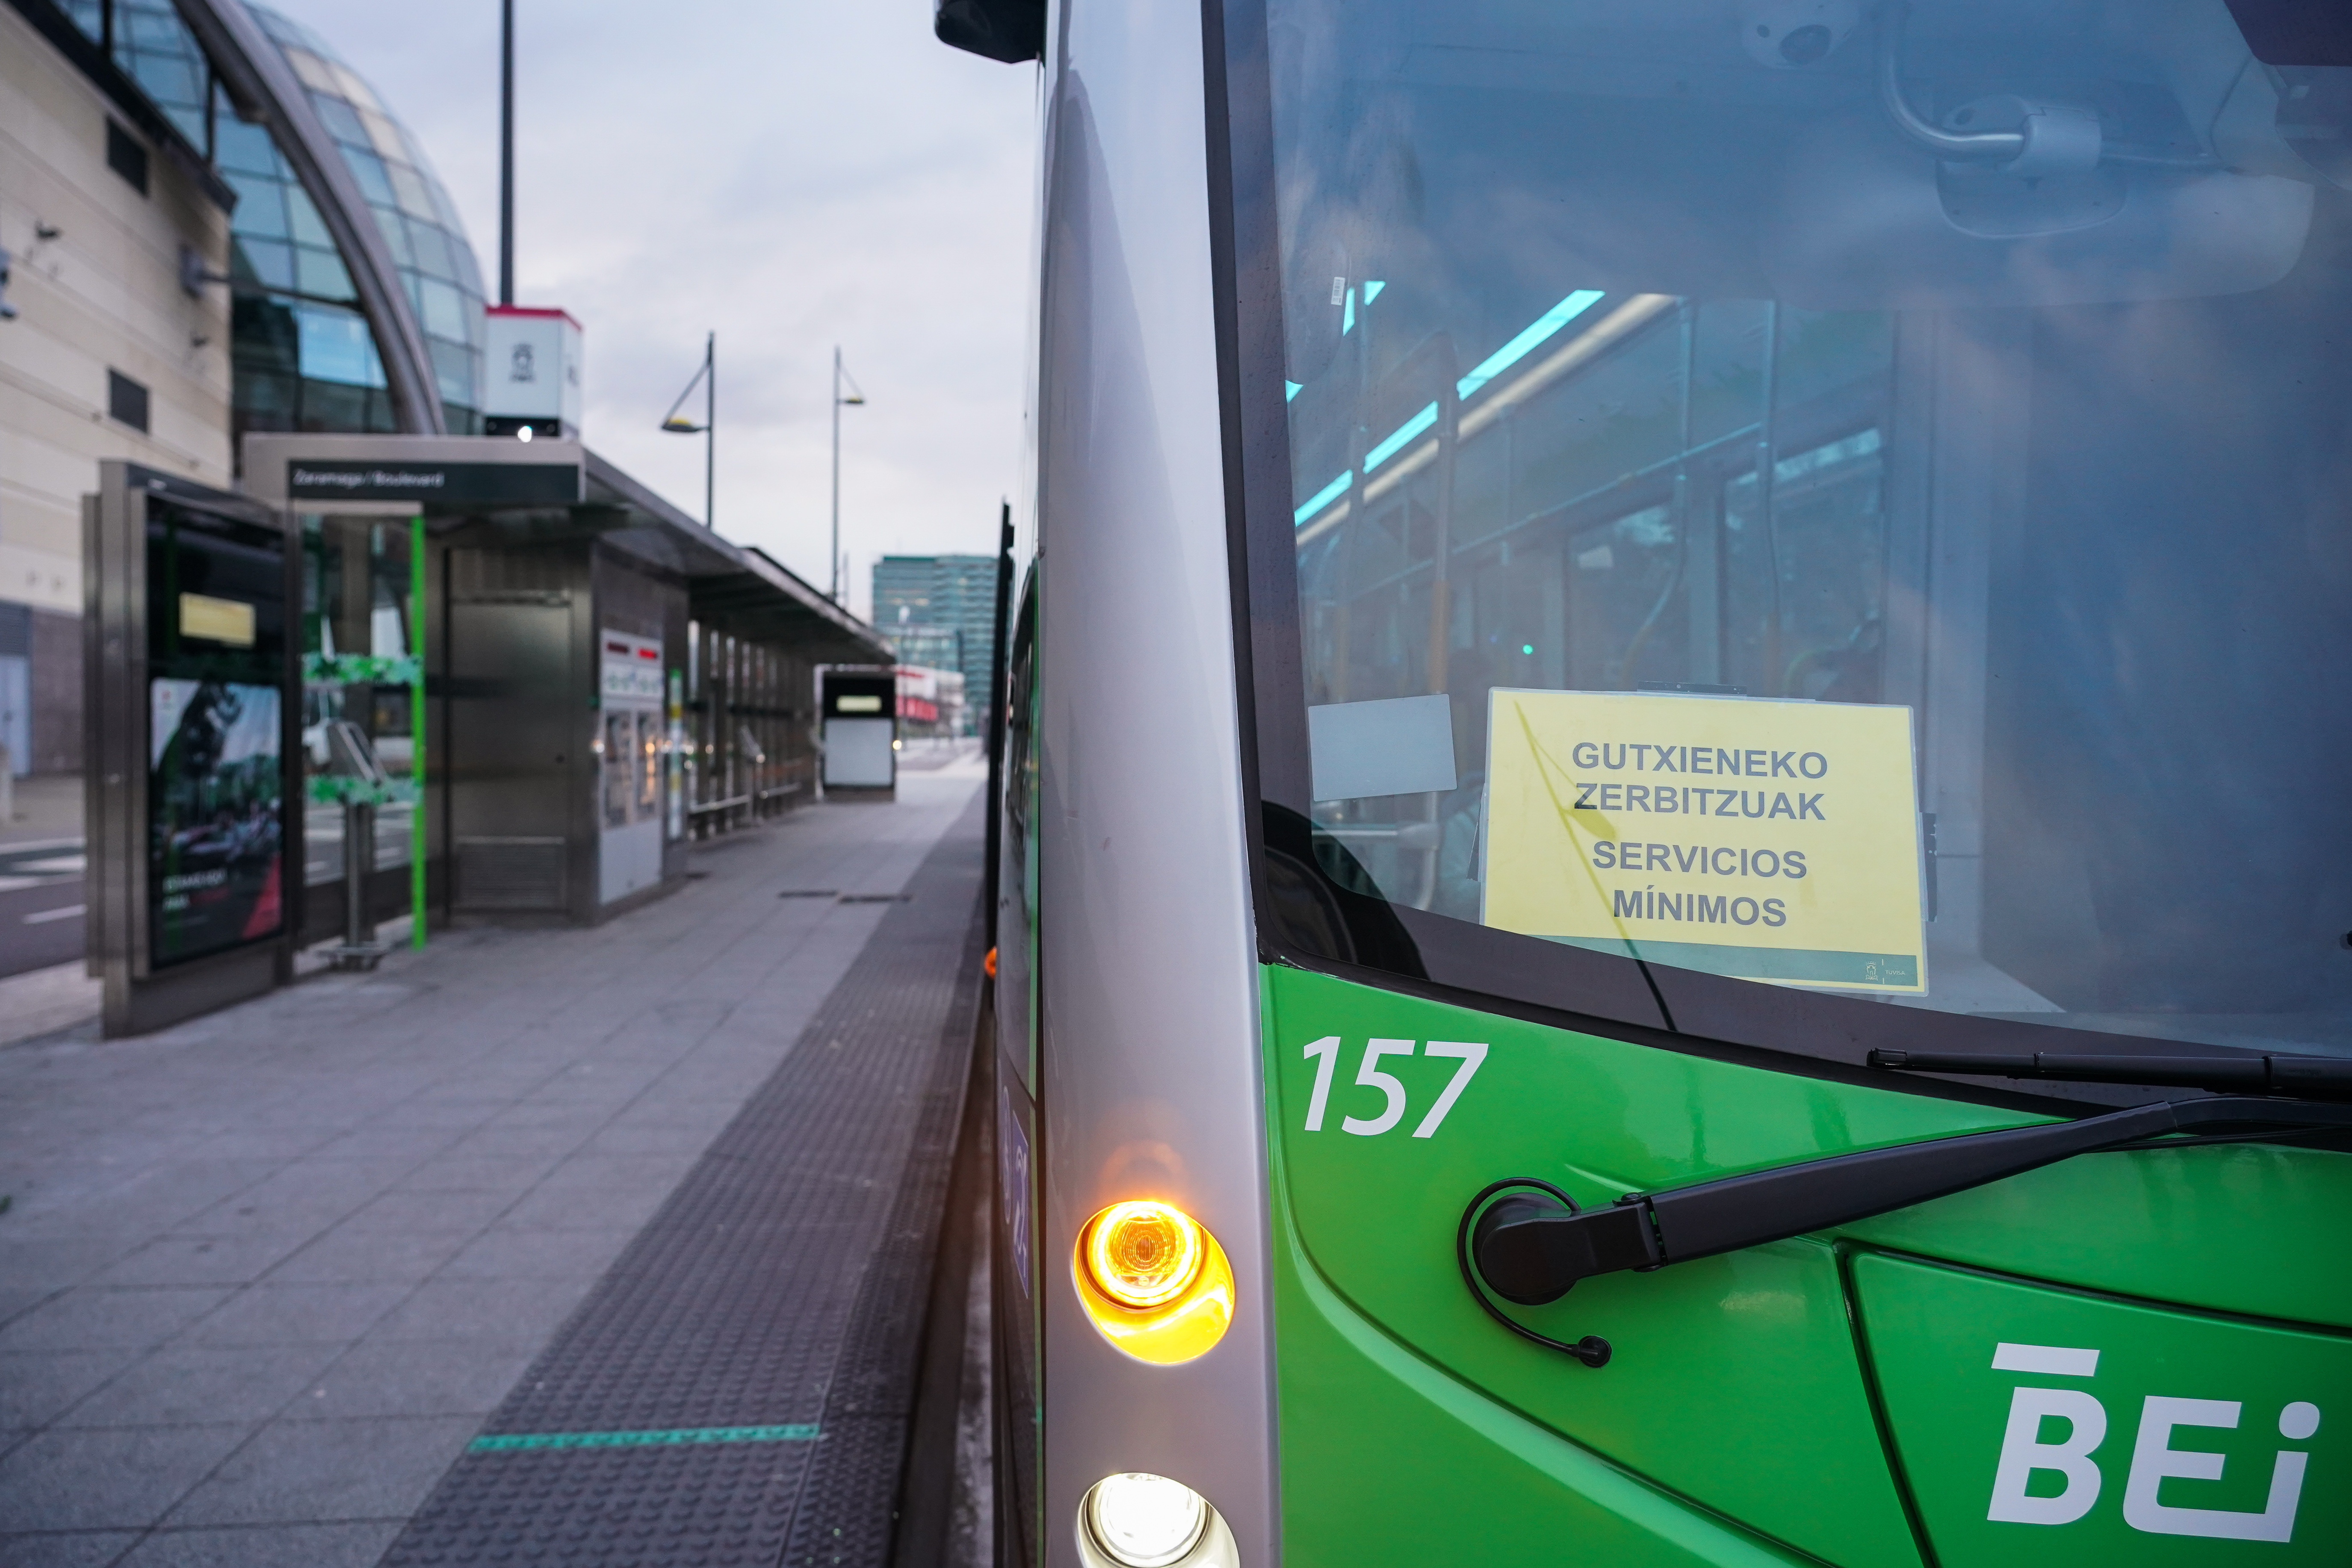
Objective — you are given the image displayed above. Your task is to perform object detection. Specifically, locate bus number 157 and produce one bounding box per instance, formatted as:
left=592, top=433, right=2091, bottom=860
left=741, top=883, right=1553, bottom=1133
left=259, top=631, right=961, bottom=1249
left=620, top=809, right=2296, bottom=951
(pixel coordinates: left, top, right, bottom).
left=1300, top=1036, right=1489, bottom=1140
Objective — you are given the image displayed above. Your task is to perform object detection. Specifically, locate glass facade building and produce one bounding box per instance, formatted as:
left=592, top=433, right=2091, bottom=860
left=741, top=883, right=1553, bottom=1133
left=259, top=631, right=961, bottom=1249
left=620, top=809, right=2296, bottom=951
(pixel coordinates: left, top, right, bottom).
left=241, top=6, right=485, bottom=434
left=52, top=0, right=488, bottom=447
left=872, top=554, right=1000, bottom=733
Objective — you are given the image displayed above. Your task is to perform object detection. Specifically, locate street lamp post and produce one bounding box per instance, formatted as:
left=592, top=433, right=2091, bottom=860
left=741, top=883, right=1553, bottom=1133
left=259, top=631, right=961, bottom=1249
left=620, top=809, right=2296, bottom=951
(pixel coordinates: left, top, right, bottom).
left=661, top=333, right=715, bottom=529
left=498, top=0, right=514, bottom=306
left=830, top=346, right=865, bottom=604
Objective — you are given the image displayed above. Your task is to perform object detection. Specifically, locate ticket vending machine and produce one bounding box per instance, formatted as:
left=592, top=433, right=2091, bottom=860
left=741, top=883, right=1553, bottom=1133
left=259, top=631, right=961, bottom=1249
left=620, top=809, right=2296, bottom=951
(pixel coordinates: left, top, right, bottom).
left=598, top=630, right=665, bottom=904
left=86, top=463, right=301, bottom=1035
left=820, top=668, right=895, bottom=799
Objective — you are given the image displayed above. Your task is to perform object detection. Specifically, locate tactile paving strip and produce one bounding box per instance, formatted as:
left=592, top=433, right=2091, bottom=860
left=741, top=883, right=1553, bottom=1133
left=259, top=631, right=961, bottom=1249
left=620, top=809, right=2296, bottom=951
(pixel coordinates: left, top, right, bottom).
left=380, top=799, right=988, bottom=1568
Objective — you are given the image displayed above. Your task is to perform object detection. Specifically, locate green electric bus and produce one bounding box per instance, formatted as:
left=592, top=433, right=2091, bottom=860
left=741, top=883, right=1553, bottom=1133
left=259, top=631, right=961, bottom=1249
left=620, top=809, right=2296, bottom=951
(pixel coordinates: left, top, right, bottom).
left=939, top=0, right=2352, bottom=1563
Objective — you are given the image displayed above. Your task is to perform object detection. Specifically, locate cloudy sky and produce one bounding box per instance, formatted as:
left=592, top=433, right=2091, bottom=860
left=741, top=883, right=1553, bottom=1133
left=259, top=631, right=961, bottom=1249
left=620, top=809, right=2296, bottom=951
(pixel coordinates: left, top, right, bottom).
left=274, top=0, right=1038, bottom=621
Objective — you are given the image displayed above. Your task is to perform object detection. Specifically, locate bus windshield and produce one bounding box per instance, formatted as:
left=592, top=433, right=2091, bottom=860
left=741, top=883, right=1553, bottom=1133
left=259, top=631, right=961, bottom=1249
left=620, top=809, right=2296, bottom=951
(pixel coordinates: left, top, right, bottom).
left=1258, top=0, right=2352, bottom=1058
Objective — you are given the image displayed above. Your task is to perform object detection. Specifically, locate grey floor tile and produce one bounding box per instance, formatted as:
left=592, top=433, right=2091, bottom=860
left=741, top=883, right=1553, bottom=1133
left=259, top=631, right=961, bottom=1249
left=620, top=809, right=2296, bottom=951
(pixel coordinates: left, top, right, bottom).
left=0, top=1287, right=60, bottom=1329
left=364, top=1278, right=592, bottom=1345
left=159, top=1415, right=476, bottom=1527
left=0, top=1240, right=139, bottom=1295
left=492, top=1179, right=671, bottom=1234
left=115, top=1521, right=404, bottom=1568
left=366, top=1098, right=511, bottom=1132
left=0, top=1529, right=142, bottom=1567
left=260, top=1229, right=466, bottom=1287
left=179, top=1127, right=339, bottom=1163
left=572, top=1119, right=720, bottom=1157
left=0, top=1349, right=142, bottom=1429
left=89, top=1234, right=310, bottom=1290
left=0, top=1291, right=231, bottom=1355
left=301, top=1127, right=465, bottom=1165
left=431, top=1125, right=593, bottom=1162
left=288, top=1336, right=539, bottom=1420
left=334, top=1189, right=517, bottom=1237
left=387, top=1155, right=556, bottom=1196
left=0, top=1424, right=254, bottom=1531
left=430, top=1226, right=639, bottom=1282
left=57, top=1343, right=344, bottom=1429
left=176, top=1284, right=411, bottom=1349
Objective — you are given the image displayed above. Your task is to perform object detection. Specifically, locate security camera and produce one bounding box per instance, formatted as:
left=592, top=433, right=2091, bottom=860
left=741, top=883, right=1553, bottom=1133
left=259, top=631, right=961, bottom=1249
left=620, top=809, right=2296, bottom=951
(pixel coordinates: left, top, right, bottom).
left=1739, top=0, right=1863, bottom=68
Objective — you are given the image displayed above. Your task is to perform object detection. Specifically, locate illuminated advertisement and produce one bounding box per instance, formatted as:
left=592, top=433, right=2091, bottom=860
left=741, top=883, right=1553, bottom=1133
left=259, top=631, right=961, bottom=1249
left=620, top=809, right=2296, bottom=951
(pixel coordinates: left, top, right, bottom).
left=148, top=678, right=286, bottom=965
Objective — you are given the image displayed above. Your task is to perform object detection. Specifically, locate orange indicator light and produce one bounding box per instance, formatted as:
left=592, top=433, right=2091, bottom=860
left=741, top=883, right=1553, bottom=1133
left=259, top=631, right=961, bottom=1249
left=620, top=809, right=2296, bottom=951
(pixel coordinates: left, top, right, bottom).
left=1073, top=1201, right=1234, bottom=1364
left=1084, top=1202, right=1203, bottom=1308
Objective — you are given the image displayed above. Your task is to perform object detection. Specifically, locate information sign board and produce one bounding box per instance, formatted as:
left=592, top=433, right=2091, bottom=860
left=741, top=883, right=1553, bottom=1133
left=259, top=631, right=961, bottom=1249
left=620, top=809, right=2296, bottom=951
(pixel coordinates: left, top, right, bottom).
left=1481, top=688, right=1925, bottom=991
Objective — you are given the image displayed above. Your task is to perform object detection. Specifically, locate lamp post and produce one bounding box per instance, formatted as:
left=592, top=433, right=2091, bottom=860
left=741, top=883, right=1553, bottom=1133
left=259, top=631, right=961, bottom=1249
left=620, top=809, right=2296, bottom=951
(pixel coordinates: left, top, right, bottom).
left=830, top=346, right=866, bottom=604
left=661, top=333, right=715, bottom=529
left=498, top=0, right=514, bottom=305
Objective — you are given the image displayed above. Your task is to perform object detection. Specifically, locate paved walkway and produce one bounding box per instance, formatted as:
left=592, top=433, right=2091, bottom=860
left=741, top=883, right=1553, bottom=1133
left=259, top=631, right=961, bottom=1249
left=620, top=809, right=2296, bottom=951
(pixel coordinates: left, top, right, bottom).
left=0, top=759, right=984, bottom=1567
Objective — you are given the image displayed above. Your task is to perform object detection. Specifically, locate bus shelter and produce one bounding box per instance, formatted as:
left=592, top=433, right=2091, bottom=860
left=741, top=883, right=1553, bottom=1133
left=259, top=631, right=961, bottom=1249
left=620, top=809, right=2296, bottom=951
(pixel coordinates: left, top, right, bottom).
left=243, top=434, right=889, bottom=932
left=83, top=437, right=888, bottom=1035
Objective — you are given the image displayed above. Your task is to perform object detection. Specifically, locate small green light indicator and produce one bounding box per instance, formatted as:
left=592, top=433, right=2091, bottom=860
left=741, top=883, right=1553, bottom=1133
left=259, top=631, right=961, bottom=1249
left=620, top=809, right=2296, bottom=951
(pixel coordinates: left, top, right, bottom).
left=1522, top=644, right=1535, bottom=655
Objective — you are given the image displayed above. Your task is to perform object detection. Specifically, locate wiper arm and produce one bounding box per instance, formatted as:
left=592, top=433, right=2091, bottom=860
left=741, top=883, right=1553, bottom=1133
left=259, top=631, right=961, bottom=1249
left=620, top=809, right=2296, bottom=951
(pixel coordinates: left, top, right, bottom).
left=1871, top=1047, right=2352, bottom=1101
left=1469, top=1096, right=2352, bottom=1312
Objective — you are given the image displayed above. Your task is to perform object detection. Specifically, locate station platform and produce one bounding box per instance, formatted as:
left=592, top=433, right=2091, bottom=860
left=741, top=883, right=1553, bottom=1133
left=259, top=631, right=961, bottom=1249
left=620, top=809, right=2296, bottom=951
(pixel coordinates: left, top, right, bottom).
left=0, top=757, right=991, bottom=1568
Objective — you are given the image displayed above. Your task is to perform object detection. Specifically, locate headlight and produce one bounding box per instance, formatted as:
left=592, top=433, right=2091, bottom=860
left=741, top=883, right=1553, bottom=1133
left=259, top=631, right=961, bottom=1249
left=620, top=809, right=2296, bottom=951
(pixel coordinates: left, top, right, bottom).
left=1072, top=1200, right=1234, bottom=1364
left=1084, top=1473, right=1206, bottom=1567
left=1076, top=1473, right=1239, bottom=1568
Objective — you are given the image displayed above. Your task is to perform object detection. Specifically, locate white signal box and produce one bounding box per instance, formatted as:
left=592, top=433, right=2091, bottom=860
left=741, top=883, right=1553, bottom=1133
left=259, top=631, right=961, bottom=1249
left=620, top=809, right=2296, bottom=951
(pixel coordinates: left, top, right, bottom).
left=484, top=305, right=584, bottom=440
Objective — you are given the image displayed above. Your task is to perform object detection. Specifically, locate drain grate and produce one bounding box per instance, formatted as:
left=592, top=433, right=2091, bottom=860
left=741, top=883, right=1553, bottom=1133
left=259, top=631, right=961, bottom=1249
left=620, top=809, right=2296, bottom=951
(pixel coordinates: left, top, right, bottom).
left=777, top=888, right=840, bottom=899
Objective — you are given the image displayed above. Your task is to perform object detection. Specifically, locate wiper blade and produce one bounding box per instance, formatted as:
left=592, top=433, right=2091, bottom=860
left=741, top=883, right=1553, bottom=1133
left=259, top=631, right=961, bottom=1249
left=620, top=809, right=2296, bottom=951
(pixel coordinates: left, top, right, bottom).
left=1469, top=1095, right=2352, bottom=1310
left=1869, top=1048, right=2352, bottom=1101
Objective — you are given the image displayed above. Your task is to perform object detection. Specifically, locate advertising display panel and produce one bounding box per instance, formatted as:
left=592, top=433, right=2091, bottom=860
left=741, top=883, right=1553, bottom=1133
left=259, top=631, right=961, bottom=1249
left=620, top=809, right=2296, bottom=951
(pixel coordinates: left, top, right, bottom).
left=148, top=678, right=284, bottom=964
left=143, top=497, right=292, bottom=968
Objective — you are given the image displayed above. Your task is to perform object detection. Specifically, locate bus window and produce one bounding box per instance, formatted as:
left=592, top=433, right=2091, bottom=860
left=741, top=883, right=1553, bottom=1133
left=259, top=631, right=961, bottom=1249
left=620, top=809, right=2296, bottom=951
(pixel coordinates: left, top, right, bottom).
left=1259, top=0, right=2352, bottom=1061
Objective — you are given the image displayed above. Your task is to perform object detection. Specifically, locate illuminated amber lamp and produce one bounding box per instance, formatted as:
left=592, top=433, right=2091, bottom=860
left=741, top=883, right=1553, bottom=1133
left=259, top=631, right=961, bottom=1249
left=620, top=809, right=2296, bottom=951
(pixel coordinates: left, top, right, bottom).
left=1072, top=1200, right=1235, bottom=1364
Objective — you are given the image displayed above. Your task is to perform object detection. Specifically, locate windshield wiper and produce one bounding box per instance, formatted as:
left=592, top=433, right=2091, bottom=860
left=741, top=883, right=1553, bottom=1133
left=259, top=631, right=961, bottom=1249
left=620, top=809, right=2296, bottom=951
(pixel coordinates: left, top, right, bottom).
left=1870, top=1047, right=2352, bottom=1101
left=1467, top=1095, right=2352, bottom=1319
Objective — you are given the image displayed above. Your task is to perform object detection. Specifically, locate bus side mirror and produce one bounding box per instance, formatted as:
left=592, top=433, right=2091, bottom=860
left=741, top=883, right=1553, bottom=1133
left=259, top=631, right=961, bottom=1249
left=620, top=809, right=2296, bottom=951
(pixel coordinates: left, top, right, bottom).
left=935, top=0, right=1043, bottom=64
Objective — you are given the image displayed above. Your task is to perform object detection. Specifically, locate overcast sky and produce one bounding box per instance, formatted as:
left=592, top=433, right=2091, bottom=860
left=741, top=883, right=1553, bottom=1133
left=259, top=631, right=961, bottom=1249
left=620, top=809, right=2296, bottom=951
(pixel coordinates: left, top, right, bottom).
left=272, top=0, right=1038, bottom=622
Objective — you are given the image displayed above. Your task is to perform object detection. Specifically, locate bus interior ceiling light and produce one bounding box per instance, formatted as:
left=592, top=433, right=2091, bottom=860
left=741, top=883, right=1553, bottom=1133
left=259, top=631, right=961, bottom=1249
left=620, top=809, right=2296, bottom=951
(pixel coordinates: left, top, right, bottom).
left=1294, top=470, right=1351, bottom=528
left=1364, top=402, right=1437, bottom=471
left=1456, top=289, right=1604, bottom=400
left=1073, top=1200, right=1235, bottom=1363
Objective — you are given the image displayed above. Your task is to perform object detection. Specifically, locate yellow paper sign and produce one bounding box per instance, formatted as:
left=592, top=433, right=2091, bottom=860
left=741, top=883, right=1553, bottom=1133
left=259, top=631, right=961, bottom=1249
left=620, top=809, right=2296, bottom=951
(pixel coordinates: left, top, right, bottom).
left=1481, top=689, right=1925, bottom=992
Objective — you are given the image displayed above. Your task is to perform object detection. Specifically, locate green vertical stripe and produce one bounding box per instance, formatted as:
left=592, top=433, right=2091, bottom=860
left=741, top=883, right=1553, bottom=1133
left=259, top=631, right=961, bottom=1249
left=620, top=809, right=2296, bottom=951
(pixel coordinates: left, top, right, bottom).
left=409, top=512, right=426, bottom=951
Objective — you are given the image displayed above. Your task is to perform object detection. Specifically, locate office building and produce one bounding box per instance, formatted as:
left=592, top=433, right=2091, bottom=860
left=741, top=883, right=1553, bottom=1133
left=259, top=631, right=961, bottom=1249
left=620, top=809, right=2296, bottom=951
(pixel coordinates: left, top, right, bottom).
left=872, top=553, right=997, bottom=732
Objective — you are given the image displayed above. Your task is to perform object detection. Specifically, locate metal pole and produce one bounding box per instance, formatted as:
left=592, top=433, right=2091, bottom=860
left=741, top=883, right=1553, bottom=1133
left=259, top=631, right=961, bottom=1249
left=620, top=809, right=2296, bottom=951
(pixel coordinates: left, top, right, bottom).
left=498, top=0, right=514, bottom=305
left=830, top=346, right=842, bottom=603
left=704, top=332, right=715, bottom=530
left=343, top=798, right=375, bottom=951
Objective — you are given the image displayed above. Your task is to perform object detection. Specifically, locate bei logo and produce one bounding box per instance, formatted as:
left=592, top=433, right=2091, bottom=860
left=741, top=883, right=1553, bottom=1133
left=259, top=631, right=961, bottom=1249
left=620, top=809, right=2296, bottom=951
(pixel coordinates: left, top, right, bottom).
left=1985, top=1341, right=2321, bottom=1542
